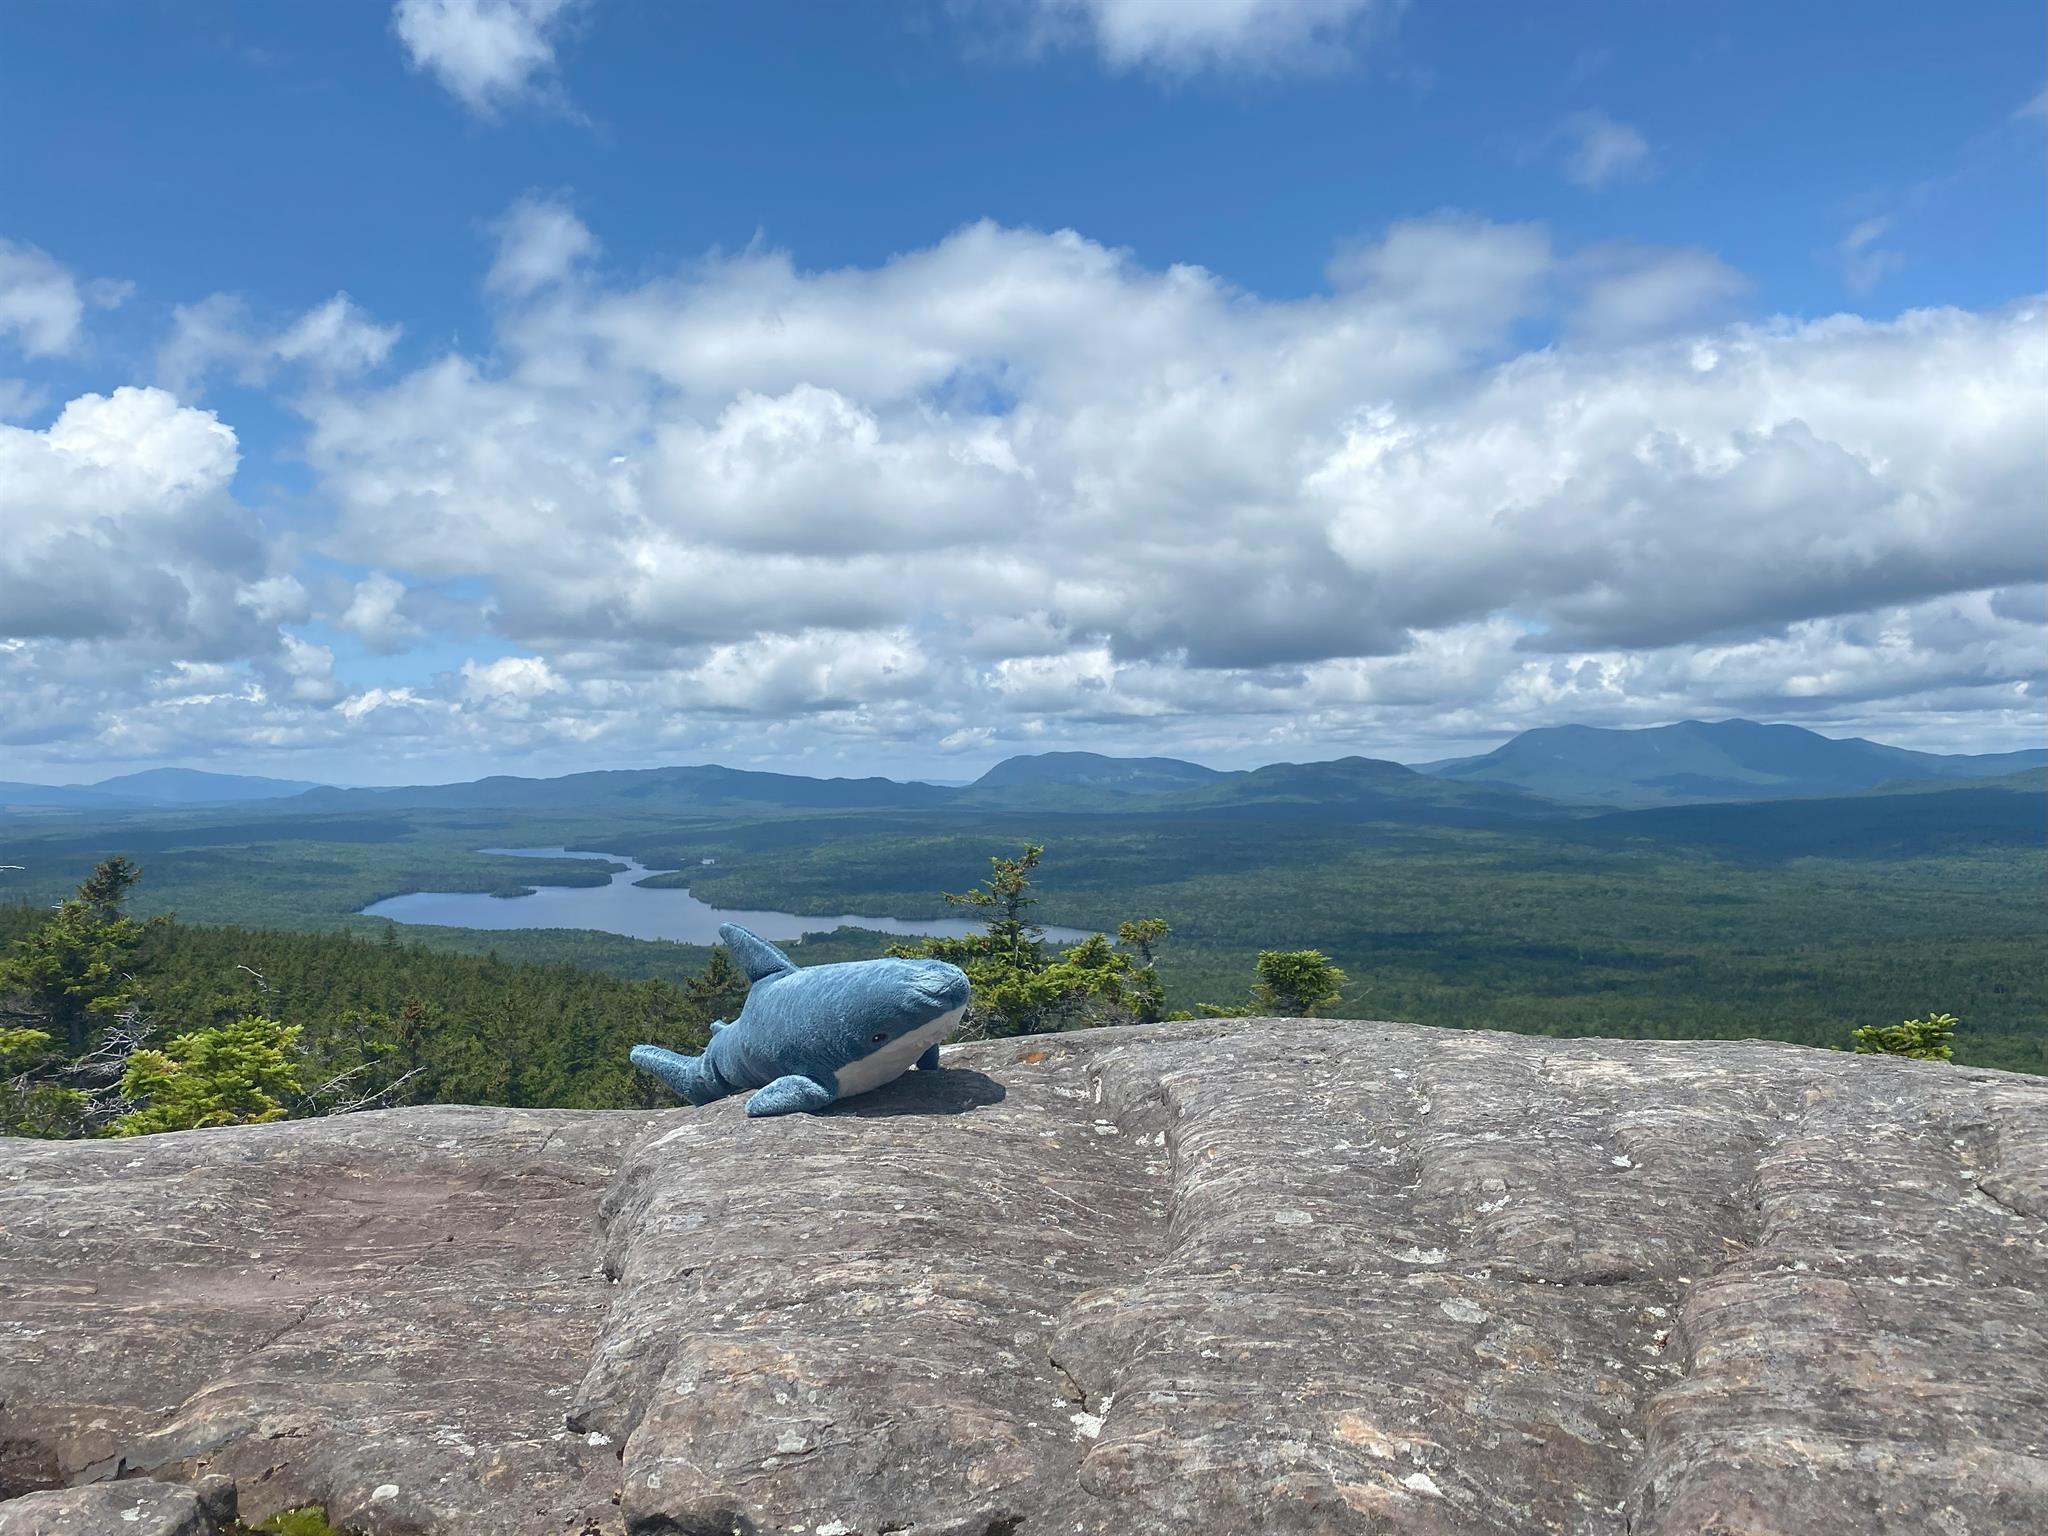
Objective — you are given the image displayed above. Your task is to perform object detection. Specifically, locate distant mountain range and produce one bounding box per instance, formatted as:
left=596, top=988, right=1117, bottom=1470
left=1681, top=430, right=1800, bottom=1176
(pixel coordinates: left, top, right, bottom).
left=1415, top=719, right=2045, bottom=808
left=279, top=749, right=1557, bottom=825
left=1132, top=755, right=1562, bottom=824
left=3, top=720, right=2039, bottom=820
left=285, top=764, right=955, bottom=815
left=0, top=768, right=324, bottom=812
left=951, top=722, right=2039, bottom=814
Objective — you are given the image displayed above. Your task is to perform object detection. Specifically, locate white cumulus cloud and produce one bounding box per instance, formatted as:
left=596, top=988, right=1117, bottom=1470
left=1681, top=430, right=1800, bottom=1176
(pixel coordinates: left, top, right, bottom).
left=1314, top=302, right=2044, bottom=648
left=488, top=195, right=598, bottom=295
left=0, top=388, right=288, bottom=652
left=7, top=211, right=2042, bottom=778
left=339, top=572, right=427, bottom=653
left=275, top=296, right=404, bottom=377
left=462, top=653, right=568, bottom=702
left=0, top=239, right=126, bottom=359
left=159, top=292, right=399, bottom=398
left=261, top=208, right=2045, bottom=771
left=0, top=386, right=323, bottom=769
left=393, top=0, right=582, bottom=115
left=985, top=0, right=1394, bottom=72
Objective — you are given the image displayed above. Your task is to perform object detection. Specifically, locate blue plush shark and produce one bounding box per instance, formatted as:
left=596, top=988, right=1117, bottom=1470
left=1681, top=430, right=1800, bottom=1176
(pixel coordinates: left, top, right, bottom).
left=630, top=923, right=972, bottom=1117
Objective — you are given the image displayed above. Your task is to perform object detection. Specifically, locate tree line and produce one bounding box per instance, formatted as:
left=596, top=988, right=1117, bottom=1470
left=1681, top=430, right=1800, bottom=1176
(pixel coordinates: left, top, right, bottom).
left=1, top=847, right=1351, bottom=1137
left=885, top=843, right=1346, bottom=1034
left=1, top=858, right=741, bottom=1136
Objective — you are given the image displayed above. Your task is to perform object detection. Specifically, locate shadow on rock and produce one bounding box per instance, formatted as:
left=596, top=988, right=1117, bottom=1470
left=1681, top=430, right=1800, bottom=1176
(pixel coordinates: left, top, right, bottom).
left=828, top=1068, right=1007, bottom=1118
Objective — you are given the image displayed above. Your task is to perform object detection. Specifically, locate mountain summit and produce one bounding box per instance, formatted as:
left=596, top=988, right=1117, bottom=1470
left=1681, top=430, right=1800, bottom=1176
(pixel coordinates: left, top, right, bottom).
left=972, top=751, right=1224, bottom=794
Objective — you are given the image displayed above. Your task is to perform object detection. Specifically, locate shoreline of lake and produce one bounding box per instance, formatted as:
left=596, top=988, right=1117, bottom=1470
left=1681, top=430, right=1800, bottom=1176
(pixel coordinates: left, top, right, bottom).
left=361, top=847, right=1096, bottom=946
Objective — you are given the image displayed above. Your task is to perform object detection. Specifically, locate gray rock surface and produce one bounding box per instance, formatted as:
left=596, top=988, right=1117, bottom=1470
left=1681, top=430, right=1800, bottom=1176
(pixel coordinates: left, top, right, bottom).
left=0, top=1107, right=638, bottom=1531
left=0, top=1475, right=233, bottom=1536
left=3, top=1021, right=2044, bottom=1535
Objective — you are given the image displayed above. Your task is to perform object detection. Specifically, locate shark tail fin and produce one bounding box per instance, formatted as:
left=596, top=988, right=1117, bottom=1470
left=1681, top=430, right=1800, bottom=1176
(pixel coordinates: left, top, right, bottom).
left=630, top=1044, right=725, bottom=1107
left=719, top=923, right=799, bottom=983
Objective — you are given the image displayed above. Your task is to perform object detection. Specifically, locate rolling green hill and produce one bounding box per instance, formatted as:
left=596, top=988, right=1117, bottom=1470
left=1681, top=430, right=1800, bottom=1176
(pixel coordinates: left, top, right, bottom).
left=1577, top=780, right=2047, bottom=860
left=0, top=769, right=326, bottom=812
left=90, top=768, right=327, bottom=804
left=964, top=750, right=1225, bottom=804
left=1151, top=755, right=1568, bottom=823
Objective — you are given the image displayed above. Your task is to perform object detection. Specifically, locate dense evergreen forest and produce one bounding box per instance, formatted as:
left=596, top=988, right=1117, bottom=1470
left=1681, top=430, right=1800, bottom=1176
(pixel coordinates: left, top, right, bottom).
left=0, top=888, right=737, bottom=1133
left=0, top=846, right=1352, bottom=1135
left=1, top=765, right=2041, bottom=1134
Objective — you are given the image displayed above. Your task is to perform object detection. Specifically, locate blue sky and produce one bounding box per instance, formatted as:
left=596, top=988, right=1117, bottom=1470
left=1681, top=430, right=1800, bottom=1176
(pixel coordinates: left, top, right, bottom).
left=0, top=0, right=2041, bottom=784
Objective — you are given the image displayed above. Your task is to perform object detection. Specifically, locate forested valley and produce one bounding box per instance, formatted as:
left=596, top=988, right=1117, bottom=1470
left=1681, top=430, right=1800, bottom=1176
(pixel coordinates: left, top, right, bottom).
left=0, top=866, right=731, bottom=1135
left=4, top=803, right=2038, bottom=1138
left=3, top=745, right=2042, bottom=1138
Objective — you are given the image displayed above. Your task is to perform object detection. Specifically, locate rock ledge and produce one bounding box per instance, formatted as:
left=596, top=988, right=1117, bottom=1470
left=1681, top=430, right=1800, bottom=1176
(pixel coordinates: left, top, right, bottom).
left=3, top=1020, right=2044, bottom=1534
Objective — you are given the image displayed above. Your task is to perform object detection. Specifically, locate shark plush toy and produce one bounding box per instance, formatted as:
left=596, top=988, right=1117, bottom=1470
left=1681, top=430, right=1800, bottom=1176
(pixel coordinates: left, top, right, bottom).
left=630, top=923, right=972, bottom=1117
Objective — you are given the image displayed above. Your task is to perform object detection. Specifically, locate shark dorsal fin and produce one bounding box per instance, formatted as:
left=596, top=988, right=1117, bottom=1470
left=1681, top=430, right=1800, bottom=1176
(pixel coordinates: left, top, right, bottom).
left=720, top=923, right=798, bottom=983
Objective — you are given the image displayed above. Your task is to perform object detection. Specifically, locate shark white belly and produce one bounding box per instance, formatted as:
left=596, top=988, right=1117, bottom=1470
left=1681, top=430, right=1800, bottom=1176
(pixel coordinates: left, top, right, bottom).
left=830, top=1005, right=963, bottom=1099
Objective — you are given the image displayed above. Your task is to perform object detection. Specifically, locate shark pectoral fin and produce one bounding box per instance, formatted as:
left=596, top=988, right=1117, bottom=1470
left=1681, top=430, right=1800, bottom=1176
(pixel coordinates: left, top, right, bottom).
left=630, top=1044, right=725, bottom=1107
left=915, top=1043, right=942, bottom=1071
left=708, top=1018, right=729, bottom=1036
left=720, top=924, right=800, bottom=984
left=745, top=1074, right=836, bottom=1118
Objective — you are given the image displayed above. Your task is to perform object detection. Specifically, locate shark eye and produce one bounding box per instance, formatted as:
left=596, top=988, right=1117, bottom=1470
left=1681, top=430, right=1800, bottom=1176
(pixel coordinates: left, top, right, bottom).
left=870, top=1031, right=889, bottom=1044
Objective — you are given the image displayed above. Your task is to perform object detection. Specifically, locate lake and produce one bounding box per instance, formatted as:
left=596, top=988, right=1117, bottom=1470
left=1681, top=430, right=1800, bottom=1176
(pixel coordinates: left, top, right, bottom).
left=361, top=847, right=1095, bottom=946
